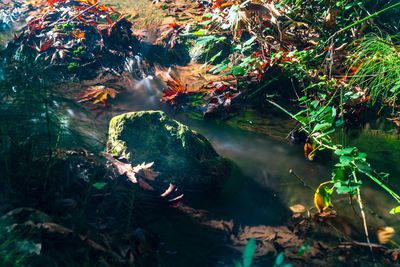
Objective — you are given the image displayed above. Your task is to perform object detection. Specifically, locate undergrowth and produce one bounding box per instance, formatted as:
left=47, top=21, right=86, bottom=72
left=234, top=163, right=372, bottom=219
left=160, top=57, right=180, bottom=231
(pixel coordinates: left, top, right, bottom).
left=348, top=33, right=400, bottom=107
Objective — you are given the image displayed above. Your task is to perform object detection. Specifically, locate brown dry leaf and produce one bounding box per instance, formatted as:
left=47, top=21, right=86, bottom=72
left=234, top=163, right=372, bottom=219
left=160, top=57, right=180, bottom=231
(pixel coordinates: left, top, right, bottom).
left=161, top=183, right=175, bottom=197
left=325, top=8, right=339, bottom=29
left=122, top=7, right=138, bottom=20
left=103, top=153, right=159, bottom=186
left=79, top=85, right=118, bottom=105
left=161, top=72, right=188, bottom=105
left=103, top=153, right=159, bottom=191
left=377, top=227, right=395, bottom=244
left=387, top=117, right=400, bottom=127
left=132, top=162, right=160, bottom=181
left=103, top=153, right=138, bottom=183
left=290, top=204, right=306, bottom=213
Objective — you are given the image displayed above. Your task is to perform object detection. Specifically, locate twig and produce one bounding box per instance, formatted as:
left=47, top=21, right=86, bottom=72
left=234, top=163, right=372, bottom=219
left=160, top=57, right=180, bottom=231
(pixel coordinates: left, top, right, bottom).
left=351, top=170, right=374, bottom=258
left=289, top=169, right=314, bottom=192
left=67, top=2, right=100, bottom=23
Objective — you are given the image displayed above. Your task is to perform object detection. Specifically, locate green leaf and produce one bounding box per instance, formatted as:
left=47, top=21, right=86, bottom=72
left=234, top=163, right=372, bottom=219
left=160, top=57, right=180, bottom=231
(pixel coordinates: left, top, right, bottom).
left=230, top=66, right=246, bottom=76
left=335, top=118, right=344, bottom=127
left=312, top=122, right=331, bottom=132
left=208, top=50, right=222, bottom=64
left=332, top=167, right=345, bottom=182
left=297, top=245, right=310, bottom=256
left=243, top=238, right=256, bottom=267
left=242, top=36, right=257, bottom=47
left=93, top=182, right=107, bottom=190
left=339, top=155, right=353, bottom=166
left=335, top=180, right=362, bottom=195
left=310, top=100, right=319, bottom=109
left=193, top=30, right=206, bottom=36
left=356, top=152, right=367, bottom=159
left=355, top=160, right=372, bottom=174
left=274, top=252, right=284, bottom=266
left=335, top=147, right=355, bottom=156
left=390, top=206, right=400, bottom=214
left=210, top=59, right=229, bottom=74
left=197, top=35, right=220, bottom=45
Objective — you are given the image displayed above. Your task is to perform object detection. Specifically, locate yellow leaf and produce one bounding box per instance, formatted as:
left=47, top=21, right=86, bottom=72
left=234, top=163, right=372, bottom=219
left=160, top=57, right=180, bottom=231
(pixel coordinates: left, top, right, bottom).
left=377, top=227, right=395, bottom=244
left=314, top=181, right=333, bottom=213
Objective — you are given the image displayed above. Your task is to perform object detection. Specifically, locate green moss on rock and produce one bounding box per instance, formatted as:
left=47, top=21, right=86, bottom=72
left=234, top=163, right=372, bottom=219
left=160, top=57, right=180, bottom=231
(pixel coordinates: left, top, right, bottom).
left=107, top=111, right=232, bottom=191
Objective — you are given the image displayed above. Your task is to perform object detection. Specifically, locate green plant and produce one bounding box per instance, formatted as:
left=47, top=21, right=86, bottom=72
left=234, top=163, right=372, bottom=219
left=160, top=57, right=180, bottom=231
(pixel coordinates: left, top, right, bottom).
left=273, top=252, right=291, bottom=267
left=234, top=238, right=256, bottom=267
left=348, top=34, right=400, bottom=106
left=68, top=62, right=78, bottom=71
left=267, top=96, right=400, bottom=208
left=0, top=216, right=40, bottom=267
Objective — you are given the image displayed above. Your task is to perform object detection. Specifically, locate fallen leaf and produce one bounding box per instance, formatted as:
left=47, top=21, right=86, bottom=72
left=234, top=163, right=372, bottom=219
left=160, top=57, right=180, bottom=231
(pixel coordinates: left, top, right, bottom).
left=387, top=117, right=400, bottom=127
left=79, top=85, right=118, bottom=105
left=290, top=204, right=306, bottom=214
left=161, top=73, right=187, bottom=106
left=102, top=153, right=159, bottom=190
left=161, top=183, right=175, bottom=197
left=132, top=162, right=159, bottom=181
left=377, top=227, right=395, bottom=244
left=71, top=30, right=85, bottom=39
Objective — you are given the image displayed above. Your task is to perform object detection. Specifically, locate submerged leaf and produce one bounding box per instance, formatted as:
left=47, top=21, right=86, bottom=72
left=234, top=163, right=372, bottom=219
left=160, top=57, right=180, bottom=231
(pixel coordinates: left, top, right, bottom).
left=79, top=85, right=118, bottom=106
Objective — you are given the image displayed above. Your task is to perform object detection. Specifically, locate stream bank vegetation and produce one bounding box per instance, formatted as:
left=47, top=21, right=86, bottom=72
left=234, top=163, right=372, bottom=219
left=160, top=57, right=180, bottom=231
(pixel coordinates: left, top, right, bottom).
left=180, top=1, right=400, bottom=207
left=166, top=0, right=400, bottom=259
left=1, top=0, right=400, bottom=266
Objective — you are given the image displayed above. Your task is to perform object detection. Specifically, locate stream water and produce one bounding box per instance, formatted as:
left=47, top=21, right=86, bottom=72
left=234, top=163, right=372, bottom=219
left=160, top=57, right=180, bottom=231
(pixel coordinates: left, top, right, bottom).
left=49, top=70, right=400, bottom=265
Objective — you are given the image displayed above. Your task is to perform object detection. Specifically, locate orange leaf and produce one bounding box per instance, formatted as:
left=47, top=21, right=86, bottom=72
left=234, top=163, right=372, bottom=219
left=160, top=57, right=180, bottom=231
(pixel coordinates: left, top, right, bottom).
left=71, top=30, right=85, bottom=39
left=79, top=85, right=118, bottom=105
left=303, top=141, right=316, bottom=161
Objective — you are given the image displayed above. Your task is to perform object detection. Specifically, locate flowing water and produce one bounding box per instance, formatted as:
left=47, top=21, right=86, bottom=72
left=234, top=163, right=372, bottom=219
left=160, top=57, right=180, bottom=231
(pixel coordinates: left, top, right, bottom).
left=51, top=71, right=400, bottom=265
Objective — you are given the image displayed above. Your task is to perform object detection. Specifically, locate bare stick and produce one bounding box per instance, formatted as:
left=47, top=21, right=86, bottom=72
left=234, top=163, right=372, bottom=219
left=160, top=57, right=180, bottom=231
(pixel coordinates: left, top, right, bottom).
left=352, top=171, right=374, bottom=258
left=67, top=2, right=100, bottom=23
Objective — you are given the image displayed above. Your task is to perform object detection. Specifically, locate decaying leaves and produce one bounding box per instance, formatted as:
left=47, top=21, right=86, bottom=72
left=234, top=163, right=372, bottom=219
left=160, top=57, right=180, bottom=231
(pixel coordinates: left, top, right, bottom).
left=79, top=85, right=118, bottom=105
left=102, top=153, right=159, bottom=190
left=377, top=227, right=395, bottom=245
left=161, top=72, right=188, bottom=106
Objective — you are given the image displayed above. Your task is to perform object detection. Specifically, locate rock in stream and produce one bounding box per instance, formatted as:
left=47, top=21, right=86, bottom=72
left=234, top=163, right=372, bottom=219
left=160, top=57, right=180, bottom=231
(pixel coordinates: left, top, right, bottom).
left=107, top=110, right=233, bottom=192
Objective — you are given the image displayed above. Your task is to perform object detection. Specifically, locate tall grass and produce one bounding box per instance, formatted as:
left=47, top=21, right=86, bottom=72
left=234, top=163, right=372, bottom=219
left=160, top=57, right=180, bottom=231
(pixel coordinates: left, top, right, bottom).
left=348, top=34, right=400, bottom=107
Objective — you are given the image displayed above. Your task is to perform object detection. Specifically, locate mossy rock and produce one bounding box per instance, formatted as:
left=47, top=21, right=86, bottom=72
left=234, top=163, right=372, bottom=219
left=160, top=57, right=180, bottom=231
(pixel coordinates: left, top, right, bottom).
left=107, top=111, right=232, bottom=191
